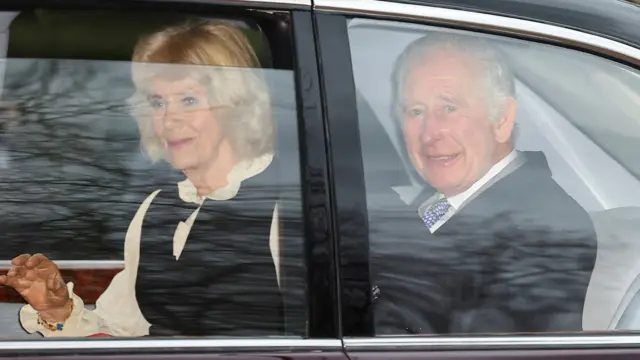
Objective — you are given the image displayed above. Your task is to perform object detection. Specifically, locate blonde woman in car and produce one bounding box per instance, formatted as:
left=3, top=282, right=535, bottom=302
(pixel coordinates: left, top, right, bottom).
left=0, top=19, right=284, bottom=337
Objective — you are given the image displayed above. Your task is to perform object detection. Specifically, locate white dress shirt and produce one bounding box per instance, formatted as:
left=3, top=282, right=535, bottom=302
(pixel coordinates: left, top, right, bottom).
left=420, top=150, right=518, bottom=233
left=19, top=154, right=280, bottom=337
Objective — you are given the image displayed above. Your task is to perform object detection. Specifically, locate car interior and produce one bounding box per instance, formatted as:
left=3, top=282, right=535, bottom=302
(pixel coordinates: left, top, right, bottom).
left=0, top=8, right=305, bottom=337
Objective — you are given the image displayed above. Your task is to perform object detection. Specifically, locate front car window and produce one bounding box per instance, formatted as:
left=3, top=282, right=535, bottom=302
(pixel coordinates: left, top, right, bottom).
left=347, top=17, right=640, bottom=335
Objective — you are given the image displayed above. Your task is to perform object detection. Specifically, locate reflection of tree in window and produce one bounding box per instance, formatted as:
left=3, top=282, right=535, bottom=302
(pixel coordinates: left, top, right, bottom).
left=0, top=59, right=176, bottom=260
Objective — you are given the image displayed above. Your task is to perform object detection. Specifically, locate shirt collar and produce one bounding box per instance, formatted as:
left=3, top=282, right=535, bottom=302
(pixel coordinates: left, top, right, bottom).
left=445, top=150, right=518, bottom=209
left=177, top=153, right=274, bottom=204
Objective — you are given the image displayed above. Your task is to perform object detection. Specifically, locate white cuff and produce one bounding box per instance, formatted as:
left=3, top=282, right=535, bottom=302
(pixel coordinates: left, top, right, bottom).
left=19, top=282, right=86, bottom=337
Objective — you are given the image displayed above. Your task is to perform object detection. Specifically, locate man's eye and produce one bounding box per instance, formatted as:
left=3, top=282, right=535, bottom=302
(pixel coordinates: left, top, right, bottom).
left=408, top=108, right=423, bottom=117
left=182, top=96, right=199, bottom=106
left=444, top=105, right=458, bottom=113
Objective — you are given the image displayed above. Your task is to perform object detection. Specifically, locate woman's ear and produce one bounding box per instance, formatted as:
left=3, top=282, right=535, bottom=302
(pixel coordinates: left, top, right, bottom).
left=493, top=97, right=517, bottom=144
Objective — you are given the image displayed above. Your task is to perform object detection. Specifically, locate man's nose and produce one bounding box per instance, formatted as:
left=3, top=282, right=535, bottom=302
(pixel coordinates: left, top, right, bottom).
left=419, top=113, right=444, bottom=145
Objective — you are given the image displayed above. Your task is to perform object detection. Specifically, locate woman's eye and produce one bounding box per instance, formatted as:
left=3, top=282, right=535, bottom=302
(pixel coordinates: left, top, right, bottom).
left=148, top=97, right=165, bottom=109
left=182, top=96, right=199, bottom=106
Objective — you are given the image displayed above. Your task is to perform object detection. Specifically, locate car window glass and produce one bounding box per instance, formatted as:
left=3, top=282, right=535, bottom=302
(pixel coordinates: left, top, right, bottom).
left=0, top=8, right=306, bottom=339
left=347, top=17, right=640, bottom=335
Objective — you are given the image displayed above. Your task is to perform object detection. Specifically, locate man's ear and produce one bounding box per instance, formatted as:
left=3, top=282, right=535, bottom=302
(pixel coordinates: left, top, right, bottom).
left=494, top=97, right=517, bottom=144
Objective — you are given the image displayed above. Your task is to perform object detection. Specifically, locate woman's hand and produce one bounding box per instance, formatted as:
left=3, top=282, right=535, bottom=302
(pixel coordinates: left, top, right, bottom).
left=0, top=253, right=71, bottom=322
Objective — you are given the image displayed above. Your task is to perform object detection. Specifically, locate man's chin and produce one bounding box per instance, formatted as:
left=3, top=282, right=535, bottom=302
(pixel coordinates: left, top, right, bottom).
left=424, top=175, right=463, bottom=195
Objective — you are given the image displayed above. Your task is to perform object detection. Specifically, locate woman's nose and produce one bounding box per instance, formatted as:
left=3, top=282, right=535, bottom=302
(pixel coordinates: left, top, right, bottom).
left=162, top=104, right=185, bottom=127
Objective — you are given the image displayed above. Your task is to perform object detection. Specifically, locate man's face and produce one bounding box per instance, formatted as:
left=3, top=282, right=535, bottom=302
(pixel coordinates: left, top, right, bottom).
left=401, top=49, right=514, bottom=196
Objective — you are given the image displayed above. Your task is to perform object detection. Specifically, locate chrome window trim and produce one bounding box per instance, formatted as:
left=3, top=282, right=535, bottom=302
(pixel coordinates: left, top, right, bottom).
left=314, top=0, right=640, bottom=65
left=0, top=338, right=341, bottom=351
left=163, top=0, right=311, bottom=6
left=0, top=260, right=124, bottom=270
left=141, top=0, right=310, bottom=5
left=62, top=0, right=311, bottom=7
left=246, top=0, right=308, bottom=4
left=344, top=335, right=640, bottom=351
left=228, top=0, right=310, bottom=6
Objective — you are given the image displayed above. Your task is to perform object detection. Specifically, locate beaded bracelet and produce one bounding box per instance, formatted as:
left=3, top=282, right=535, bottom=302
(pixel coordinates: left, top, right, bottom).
left=37, top=300, right=74, bottom=332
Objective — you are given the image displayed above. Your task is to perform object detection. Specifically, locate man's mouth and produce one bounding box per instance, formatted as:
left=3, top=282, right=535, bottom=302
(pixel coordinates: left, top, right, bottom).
left=425, top=153, right=460, bottom=166
left=429, top=155, right=456, bottom=160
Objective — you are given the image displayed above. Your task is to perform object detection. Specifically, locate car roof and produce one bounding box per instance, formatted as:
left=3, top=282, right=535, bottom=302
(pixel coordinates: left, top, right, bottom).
left=387, top=0, right=640, bottom=49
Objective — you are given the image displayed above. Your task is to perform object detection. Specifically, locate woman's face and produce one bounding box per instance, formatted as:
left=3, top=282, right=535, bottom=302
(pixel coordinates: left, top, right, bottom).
left=147, top=77, right=225, bottom=172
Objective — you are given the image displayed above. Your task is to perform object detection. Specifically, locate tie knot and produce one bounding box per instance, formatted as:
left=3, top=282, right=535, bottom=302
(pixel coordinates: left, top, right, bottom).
left=421, top=198, right=451, bottom=229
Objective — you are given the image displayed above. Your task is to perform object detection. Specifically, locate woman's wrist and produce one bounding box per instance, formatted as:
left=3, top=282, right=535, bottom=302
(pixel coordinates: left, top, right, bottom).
left=39, top=297, right=73, bottom=323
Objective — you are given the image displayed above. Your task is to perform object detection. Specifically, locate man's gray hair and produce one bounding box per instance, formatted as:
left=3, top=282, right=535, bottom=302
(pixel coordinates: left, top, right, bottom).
left=391, top=32, right=516, bottom=124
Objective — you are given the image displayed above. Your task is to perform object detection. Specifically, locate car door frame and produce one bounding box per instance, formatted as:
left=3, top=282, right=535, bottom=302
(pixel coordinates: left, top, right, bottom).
left=0, top=0, right=346, bottom=358
left=311, top=0, right=640, bottom=358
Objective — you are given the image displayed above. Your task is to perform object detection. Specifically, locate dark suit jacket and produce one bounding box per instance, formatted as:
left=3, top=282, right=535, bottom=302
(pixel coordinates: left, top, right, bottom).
left=371, top=151, right=597, bottom=334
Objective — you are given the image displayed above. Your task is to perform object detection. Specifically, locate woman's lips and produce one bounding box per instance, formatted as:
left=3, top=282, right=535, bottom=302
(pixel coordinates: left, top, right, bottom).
left=167, top=138, right=193, bottom=149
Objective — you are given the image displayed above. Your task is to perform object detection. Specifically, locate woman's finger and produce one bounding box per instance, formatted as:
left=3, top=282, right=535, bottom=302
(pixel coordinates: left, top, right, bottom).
left=34, top=258, right=59, bottom=276
left=7, top=265, right=27, bottom=278
left=3, top=274, right=31, bottom=292
left=10, top=254, right=31, bottom=266
left=35, top=265, right=59, bottom=280
left=1, top=274, right=17, bottom=288
left=26, top=253, right=49, bottom=269
left=25, top=267, right=42, bottom=282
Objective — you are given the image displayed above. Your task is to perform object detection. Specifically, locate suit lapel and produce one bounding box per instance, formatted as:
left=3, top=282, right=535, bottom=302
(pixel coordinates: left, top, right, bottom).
left=430, top=152, right=527, bottom=235
left=408, top=152, right=527, bottom=235
left=453, top=152, right=527, bottom=214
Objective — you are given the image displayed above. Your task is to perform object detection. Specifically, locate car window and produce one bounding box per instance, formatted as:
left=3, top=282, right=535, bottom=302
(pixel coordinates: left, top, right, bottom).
left=0, top=7, right=306, bottom=339
left=346, top=17, right=640, bottom=335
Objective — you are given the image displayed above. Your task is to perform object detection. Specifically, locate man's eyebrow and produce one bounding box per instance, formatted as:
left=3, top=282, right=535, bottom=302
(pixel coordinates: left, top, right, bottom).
left=404, top=100, right=427, bottom=107
left=438, top=93, right=468, bottom=106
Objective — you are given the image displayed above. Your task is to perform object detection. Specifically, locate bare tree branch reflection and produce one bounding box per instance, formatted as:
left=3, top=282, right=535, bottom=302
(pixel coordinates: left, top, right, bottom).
left=0, top=59, right=304, bottom=266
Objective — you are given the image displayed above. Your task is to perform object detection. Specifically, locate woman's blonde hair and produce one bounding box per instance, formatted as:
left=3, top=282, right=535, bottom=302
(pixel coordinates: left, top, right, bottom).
left=128, top=19, right=273, bottom=162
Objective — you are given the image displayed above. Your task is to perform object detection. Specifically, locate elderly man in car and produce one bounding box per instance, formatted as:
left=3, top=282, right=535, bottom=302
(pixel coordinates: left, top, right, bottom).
left=371, top=32, right=597, bottom=335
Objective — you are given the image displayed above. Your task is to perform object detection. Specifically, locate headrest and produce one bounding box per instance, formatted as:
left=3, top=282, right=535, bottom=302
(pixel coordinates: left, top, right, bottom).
left=6, top=10, right=272, bottom=67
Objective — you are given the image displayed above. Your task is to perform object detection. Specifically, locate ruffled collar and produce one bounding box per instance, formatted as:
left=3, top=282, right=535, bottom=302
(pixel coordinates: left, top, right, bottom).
left=177, top=153, right=273, bottom=204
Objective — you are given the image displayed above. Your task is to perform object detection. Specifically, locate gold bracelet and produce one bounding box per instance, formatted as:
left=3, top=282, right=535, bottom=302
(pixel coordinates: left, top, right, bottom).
left=37, top=300, right=74, bottom=332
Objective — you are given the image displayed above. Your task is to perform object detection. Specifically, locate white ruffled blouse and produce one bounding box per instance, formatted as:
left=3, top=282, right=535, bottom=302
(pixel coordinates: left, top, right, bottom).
left=19, top=154, right=280, bottom=337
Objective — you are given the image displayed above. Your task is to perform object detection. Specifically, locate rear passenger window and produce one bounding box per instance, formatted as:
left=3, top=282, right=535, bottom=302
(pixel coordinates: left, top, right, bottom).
left=0, top=8, right=306, bottom=338
left=346, top=17, right=640, bottom=335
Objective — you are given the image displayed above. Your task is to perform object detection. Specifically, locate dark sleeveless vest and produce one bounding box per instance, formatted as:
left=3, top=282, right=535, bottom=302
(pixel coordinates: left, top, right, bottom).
left=135, top=160, right=284, bottom=336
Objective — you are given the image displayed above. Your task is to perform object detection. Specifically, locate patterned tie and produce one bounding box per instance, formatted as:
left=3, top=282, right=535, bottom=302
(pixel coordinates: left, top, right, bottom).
left=421, top=198, right=451, bottom=229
